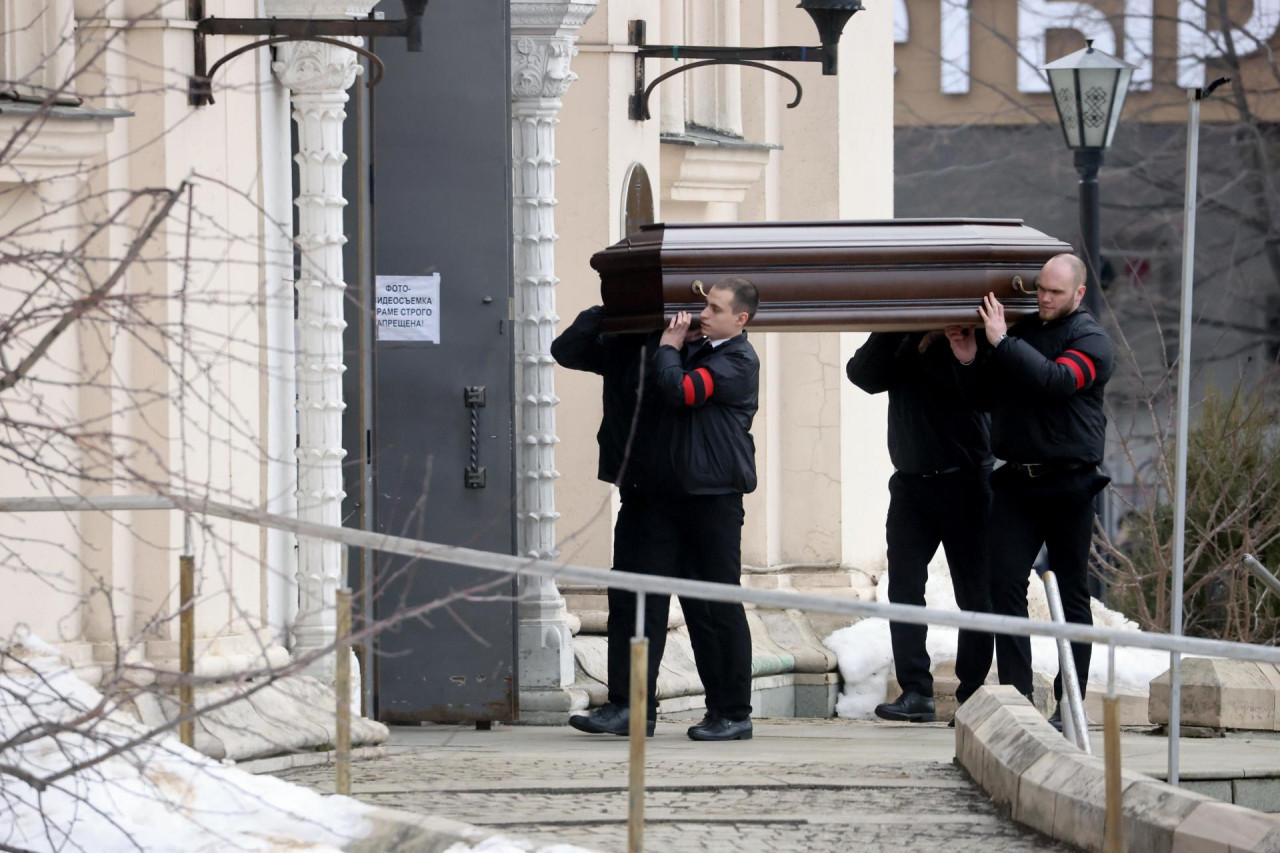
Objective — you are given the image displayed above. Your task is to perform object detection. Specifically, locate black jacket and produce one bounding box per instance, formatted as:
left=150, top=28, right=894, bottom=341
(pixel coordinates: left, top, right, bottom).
left=846, top=331, right=991, bottom=475
left=962, top=309, right=1114, bottom=466
left=652, top=332, right=759, bottom=495
left=550, top=306, right=664, bottom=492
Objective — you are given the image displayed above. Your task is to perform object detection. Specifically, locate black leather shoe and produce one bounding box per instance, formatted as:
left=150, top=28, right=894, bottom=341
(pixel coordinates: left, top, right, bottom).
left=687, top=711, right=719, bottom=738
left=688, top=716, right=752, bottom=741
left=874, top=692, right=937, bottom=723
left=568, top=703, right=655, bottom=737
left=1047, top=704, right=1063, bottom=733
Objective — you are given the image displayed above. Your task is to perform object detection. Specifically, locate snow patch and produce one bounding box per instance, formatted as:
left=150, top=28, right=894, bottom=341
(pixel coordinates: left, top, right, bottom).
left=1, top=632, right=377, bottom=853
left=824, top=560, right=1169, bottom=718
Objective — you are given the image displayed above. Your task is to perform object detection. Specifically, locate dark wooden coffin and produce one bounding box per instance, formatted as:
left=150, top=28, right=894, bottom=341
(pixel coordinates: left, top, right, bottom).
left=591, top=218, right=1072, bottom=333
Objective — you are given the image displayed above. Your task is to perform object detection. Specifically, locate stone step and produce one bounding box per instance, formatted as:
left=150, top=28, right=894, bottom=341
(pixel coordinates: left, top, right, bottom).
left=743, top=568, right=878, bottom=593
left=743, top=569, right=878, bottom=641
left=565, top=591, right=687, bottom=636
left=561, top=589, right=607, bottom=614
left=570, top=606, right=839, bottom=718
left=1150, top=658, right=1280, bottom=731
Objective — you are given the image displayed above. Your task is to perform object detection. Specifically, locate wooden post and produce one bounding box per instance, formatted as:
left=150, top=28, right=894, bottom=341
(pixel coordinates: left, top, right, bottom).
left=179, top=548, right=195, bottom=748
left=336, top=587, right=352, bottom=795
left=1104, top=695, right=1124, bottom=852
left=627, top=636, right=648, bottom=853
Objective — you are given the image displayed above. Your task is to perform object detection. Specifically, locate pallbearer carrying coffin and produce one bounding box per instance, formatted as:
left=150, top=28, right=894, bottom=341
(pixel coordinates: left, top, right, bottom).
left=554, top=277, right=761, bottom=741
left=946, top=253, right=1114, bottom=729
left=846, top=330, right=994, bottom=723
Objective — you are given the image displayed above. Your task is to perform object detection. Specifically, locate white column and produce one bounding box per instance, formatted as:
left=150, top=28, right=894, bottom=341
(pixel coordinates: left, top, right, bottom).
left=510, top=0, right=597, bottom=721
left=259, top=20, right=298, bottom=648
left=269, top=10, right=370, bottom=680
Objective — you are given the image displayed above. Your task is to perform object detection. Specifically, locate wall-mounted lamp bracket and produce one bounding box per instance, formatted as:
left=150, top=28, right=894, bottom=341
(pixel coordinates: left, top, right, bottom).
left=636, top=58, right=804, bottom=121
left=190, top=1, right=429, bottom=107
left=627, top=10, right=855, bottom=121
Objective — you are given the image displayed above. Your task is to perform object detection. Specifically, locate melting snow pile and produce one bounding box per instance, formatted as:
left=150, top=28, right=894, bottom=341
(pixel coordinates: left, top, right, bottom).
left=824, top=559, right=1173, bottom=718
left=0, top=629, right=594, bottom=853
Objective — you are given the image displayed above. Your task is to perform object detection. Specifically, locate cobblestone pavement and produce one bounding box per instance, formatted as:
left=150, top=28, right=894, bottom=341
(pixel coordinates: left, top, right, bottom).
left=275, top=719, right=1076, bottom=852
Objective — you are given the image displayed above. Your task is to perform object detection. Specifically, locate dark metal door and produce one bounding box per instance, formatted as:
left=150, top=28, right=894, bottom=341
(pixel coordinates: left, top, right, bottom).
left=368, top=0, right=516, bottom=723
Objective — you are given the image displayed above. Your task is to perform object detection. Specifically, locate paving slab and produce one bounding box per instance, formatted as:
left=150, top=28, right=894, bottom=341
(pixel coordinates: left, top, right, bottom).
left=273, top=718, right=1280, bottom=853
left=277, top=719, right=1074, bottom=852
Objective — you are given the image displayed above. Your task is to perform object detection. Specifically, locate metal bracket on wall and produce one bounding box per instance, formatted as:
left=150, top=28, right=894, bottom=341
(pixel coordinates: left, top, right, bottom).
left=464, top=386, right=486, bottom=489
left=188, top=0, right=430, bottom=107
left=626, top=8, right=860, bottom=122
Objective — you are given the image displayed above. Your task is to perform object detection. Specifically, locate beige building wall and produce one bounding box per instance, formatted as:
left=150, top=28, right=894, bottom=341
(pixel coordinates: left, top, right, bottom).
left=553, top=0, right=897, bottom=576
left=1, top=0, right=897, bottom=694
left=838, top=0, right=895, bottom=571
left=0, top=1, right=280, bottom=673
left=0, top=181, right=94, bottom=645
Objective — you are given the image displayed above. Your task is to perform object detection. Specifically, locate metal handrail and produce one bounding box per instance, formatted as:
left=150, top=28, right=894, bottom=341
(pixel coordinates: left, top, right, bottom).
left=4, top=493, right=1280, bottom=666
left=5, top=490, right=1272, bottom=846
left=1245, top=554, right=1280, bottom=599
left=1042, top=571, right=1091, bottom=753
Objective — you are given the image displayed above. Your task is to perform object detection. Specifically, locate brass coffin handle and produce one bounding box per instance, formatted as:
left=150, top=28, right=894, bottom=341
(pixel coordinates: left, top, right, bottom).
left=1012, top=275, right=1037, bottom=294
left=691, top=280, right=707, bottom=297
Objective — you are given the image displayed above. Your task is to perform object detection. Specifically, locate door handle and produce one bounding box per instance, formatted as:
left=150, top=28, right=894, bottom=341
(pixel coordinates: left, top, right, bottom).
left=464, top=385, right=486, bottom=489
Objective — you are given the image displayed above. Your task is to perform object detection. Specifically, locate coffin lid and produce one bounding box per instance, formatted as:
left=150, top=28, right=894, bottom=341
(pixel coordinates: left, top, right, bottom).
left=591, top=217, right=1073, bottom=333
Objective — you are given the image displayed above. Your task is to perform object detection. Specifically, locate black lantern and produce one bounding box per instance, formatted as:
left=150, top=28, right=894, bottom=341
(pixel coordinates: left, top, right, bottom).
left=1042, top=39, right=1134, bottom=152
left=1040, top=40, right=1135, bottom=314
left=799, top=0, right=864, bottom=75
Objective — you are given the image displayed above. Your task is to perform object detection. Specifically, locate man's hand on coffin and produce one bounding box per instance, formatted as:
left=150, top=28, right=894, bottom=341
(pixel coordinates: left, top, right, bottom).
left=977, top=292, right=1008, bottom=346
left=660, top=311, right=692, bottom=349
left=944, top=326, right=977, bottom=365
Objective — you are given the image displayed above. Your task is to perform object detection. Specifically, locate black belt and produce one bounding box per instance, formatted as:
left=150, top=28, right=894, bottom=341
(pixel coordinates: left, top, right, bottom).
left=1005, top=461, right=1093, bottom=479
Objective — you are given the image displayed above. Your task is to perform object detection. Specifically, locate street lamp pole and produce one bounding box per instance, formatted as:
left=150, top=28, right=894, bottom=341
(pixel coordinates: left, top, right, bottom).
left=1041, top=40, right=1135, bottom=318
left=1075, top=148, right=1104, bottom=317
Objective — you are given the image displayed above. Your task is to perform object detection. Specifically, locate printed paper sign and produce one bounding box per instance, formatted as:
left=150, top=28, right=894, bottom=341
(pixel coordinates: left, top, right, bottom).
left=376, top=274, right=440, bottom=343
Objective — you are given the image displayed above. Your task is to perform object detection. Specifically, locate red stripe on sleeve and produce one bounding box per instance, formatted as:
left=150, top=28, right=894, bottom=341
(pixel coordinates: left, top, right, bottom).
left=1063, top=349, right=1097, bottom=381
left=1055, top=356, right=1085, bottom=389
left=682, top=375, right=696, bottom=406
left=696, top=368, right=714, bottom=399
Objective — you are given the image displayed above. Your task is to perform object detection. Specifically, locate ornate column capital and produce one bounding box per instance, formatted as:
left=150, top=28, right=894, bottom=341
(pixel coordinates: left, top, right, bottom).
left=509, top=1, right=599, bottom=36
left=264, top=0, right=374, bottom=96
left=512, top=35, right=580, bottom=101
left=272, top=39, right=364, bottom=95
left=510, top=0, right=599, bottom=101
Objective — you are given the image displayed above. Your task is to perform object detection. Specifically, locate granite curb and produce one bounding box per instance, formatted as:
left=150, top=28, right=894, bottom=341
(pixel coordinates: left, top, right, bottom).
left=956, top=685, right=1280, bottom=852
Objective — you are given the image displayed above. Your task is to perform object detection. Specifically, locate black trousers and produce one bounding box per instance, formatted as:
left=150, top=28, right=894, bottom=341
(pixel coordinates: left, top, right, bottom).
left=989, top=466, right=1106, bottom=701
left=885, top=468, right=993, bottom=703
left=606, top=490, right=753, bottom=722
